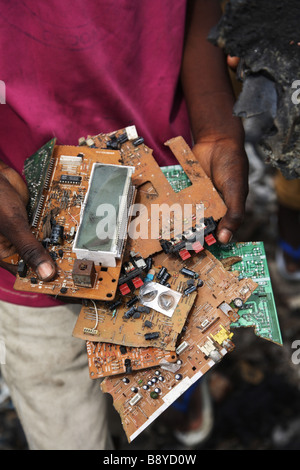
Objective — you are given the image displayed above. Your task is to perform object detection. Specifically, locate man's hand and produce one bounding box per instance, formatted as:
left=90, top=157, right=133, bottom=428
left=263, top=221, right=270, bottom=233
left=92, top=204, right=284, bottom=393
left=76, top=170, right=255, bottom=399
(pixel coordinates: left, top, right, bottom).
left=192, top=137, right=249, bottom=244
left=0, top=162, right=56, bottom=280
left=181, top=0, right=249, bottom=243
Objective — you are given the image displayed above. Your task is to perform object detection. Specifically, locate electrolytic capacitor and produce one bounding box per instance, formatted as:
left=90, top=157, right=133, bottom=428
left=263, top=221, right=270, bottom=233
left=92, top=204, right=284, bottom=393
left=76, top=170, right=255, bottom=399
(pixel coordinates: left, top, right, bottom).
left=123, top=306, right=136, bottom=319
left=109, top=299, right=123, bottom=311
left=126, top=296, right=139, bottom=307
left=180, top=267, right=199, bottom=279
left=159, top=271, right=171, bottom=285
left=183, top=285, right=197, bottom=296
left=50, top=224, right=64, bottom=245
left=157, top=266, right=167, bottom=280
left=145, top=256, right=153, bottom=271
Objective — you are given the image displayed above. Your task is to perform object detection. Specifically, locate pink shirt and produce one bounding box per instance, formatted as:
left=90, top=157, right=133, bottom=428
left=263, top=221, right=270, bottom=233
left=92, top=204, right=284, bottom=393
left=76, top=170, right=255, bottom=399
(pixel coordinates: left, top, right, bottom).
left=0, top=0, right=191, bottom=307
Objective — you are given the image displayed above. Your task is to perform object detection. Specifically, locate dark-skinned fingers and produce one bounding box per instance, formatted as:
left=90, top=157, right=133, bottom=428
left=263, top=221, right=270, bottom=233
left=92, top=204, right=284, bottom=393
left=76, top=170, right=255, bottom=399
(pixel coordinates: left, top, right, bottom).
left=0, top=217, right=56, bottom=281
left=12, top=231, right=57, bottom=281
left=0, top=175, right=56, bottom=281
left=216, top=180, right=248, bottom=244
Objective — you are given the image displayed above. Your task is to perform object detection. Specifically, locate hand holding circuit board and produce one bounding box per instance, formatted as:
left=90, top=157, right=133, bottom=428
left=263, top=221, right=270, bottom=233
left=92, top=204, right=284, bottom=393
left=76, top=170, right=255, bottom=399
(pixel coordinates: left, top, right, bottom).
left=0, top=160, right=56, bottom=280
left=0, top=127, right=281, bottom=443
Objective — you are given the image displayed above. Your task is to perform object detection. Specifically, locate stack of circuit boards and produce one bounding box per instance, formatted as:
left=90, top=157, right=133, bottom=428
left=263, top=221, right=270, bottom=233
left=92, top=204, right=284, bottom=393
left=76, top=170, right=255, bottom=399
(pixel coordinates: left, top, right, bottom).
left=8, top=128, right=282, bottom=443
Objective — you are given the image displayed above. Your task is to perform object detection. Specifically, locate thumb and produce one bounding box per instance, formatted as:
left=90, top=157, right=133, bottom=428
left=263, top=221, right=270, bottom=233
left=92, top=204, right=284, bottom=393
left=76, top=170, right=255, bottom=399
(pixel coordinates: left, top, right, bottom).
left=11, top=229, right=57, bottom=281
left=216, top=182, right=248, bottom=245
left=0, top=172, right=57, bottom=281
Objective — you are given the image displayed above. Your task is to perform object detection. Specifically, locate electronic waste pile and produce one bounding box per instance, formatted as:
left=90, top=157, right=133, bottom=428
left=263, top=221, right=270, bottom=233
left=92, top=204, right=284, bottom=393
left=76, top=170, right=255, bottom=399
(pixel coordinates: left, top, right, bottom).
left=4, top=126, right=282, bottom=443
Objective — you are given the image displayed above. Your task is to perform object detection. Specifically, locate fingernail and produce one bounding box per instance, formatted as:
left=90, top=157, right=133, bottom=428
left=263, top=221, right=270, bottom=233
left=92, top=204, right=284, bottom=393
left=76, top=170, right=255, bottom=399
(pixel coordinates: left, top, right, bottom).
left=218, top=229, right=233, bottom=244
left=37, top=262, right=55, bottom=280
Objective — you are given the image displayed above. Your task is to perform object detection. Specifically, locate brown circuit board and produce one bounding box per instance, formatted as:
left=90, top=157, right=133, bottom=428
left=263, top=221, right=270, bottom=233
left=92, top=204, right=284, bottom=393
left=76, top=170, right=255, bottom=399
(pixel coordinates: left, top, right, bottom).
left=86, top=341, right=177, bottom=379
left=12, top=143, right=134, bottom=300
left=72, top=269, right=198, bottom=351
left=81, top=130, right=227, bottom=258
left=101, top=254, right=257, bottom=442
left=100, top=248, right=257, bottom=442
left=153, top=249, right=257, bottom=310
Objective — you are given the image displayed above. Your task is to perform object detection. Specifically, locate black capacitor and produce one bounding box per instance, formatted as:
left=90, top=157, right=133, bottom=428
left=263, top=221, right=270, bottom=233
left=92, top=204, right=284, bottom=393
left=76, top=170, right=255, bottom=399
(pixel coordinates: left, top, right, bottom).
left=145, top=256, right=153, bottom=271
left=183, top=285, right=197, bottom=296
left=160, top=240, right=172, bottom=254
left=123, top=306, right=136, bottom=319
left=117, top=132, right=128, bottom=144
left=126, top=296, right=139, bottom=308
left=60, top=287, right=68, bottom=294
left=159, top=272, right=171, bottom=285
left=132, top=136, right=144, bottom=146
left=157, top=266, right=167, bottom=280
left=108, top=299, right=123, bottom=311
left=180, top=267, right=198, bottom=279
left=50, top=224, right=64, bottom=245
left=136, top=306, right=151, bottom=314
left=144, top=332, right=160, bottom=340
left=197, top=279, right=204, bottom=287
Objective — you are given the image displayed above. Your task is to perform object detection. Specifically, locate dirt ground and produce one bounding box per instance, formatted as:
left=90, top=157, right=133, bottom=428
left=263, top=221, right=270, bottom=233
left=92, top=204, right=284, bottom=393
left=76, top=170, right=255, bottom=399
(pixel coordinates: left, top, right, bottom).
left=1, top=159, right=300, bottom=451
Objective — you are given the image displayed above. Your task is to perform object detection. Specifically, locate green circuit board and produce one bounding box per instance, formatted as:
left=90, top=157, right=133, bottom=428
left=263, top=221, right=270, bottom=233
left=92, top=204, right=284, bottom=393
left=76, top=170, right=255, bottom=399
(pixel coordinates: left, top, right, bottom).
left=160, top=165, right=192, bottom=192
left=209, top=241, right=282, bottom=345
left=161, top=165, right=282, bottom=346
left=23, top=138, right=56, bottom=226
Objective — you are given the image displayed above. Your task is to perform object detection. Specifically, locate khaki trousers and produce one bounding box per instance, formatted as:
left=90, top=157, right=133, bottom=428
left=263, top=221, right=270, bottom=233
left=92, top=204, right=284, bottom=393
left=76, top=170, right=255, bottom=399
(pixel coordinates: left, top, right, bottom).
left=0, top=300, right=112, bottom=450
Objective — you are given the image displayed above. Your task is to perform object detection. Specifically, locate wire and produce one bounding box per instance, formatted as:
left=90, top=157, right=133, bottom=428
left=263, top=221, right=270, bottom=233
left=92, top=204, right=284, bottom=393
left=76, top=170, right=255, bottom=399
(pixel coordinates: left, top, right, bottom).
left=91, top=299, right=99, bottom=330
